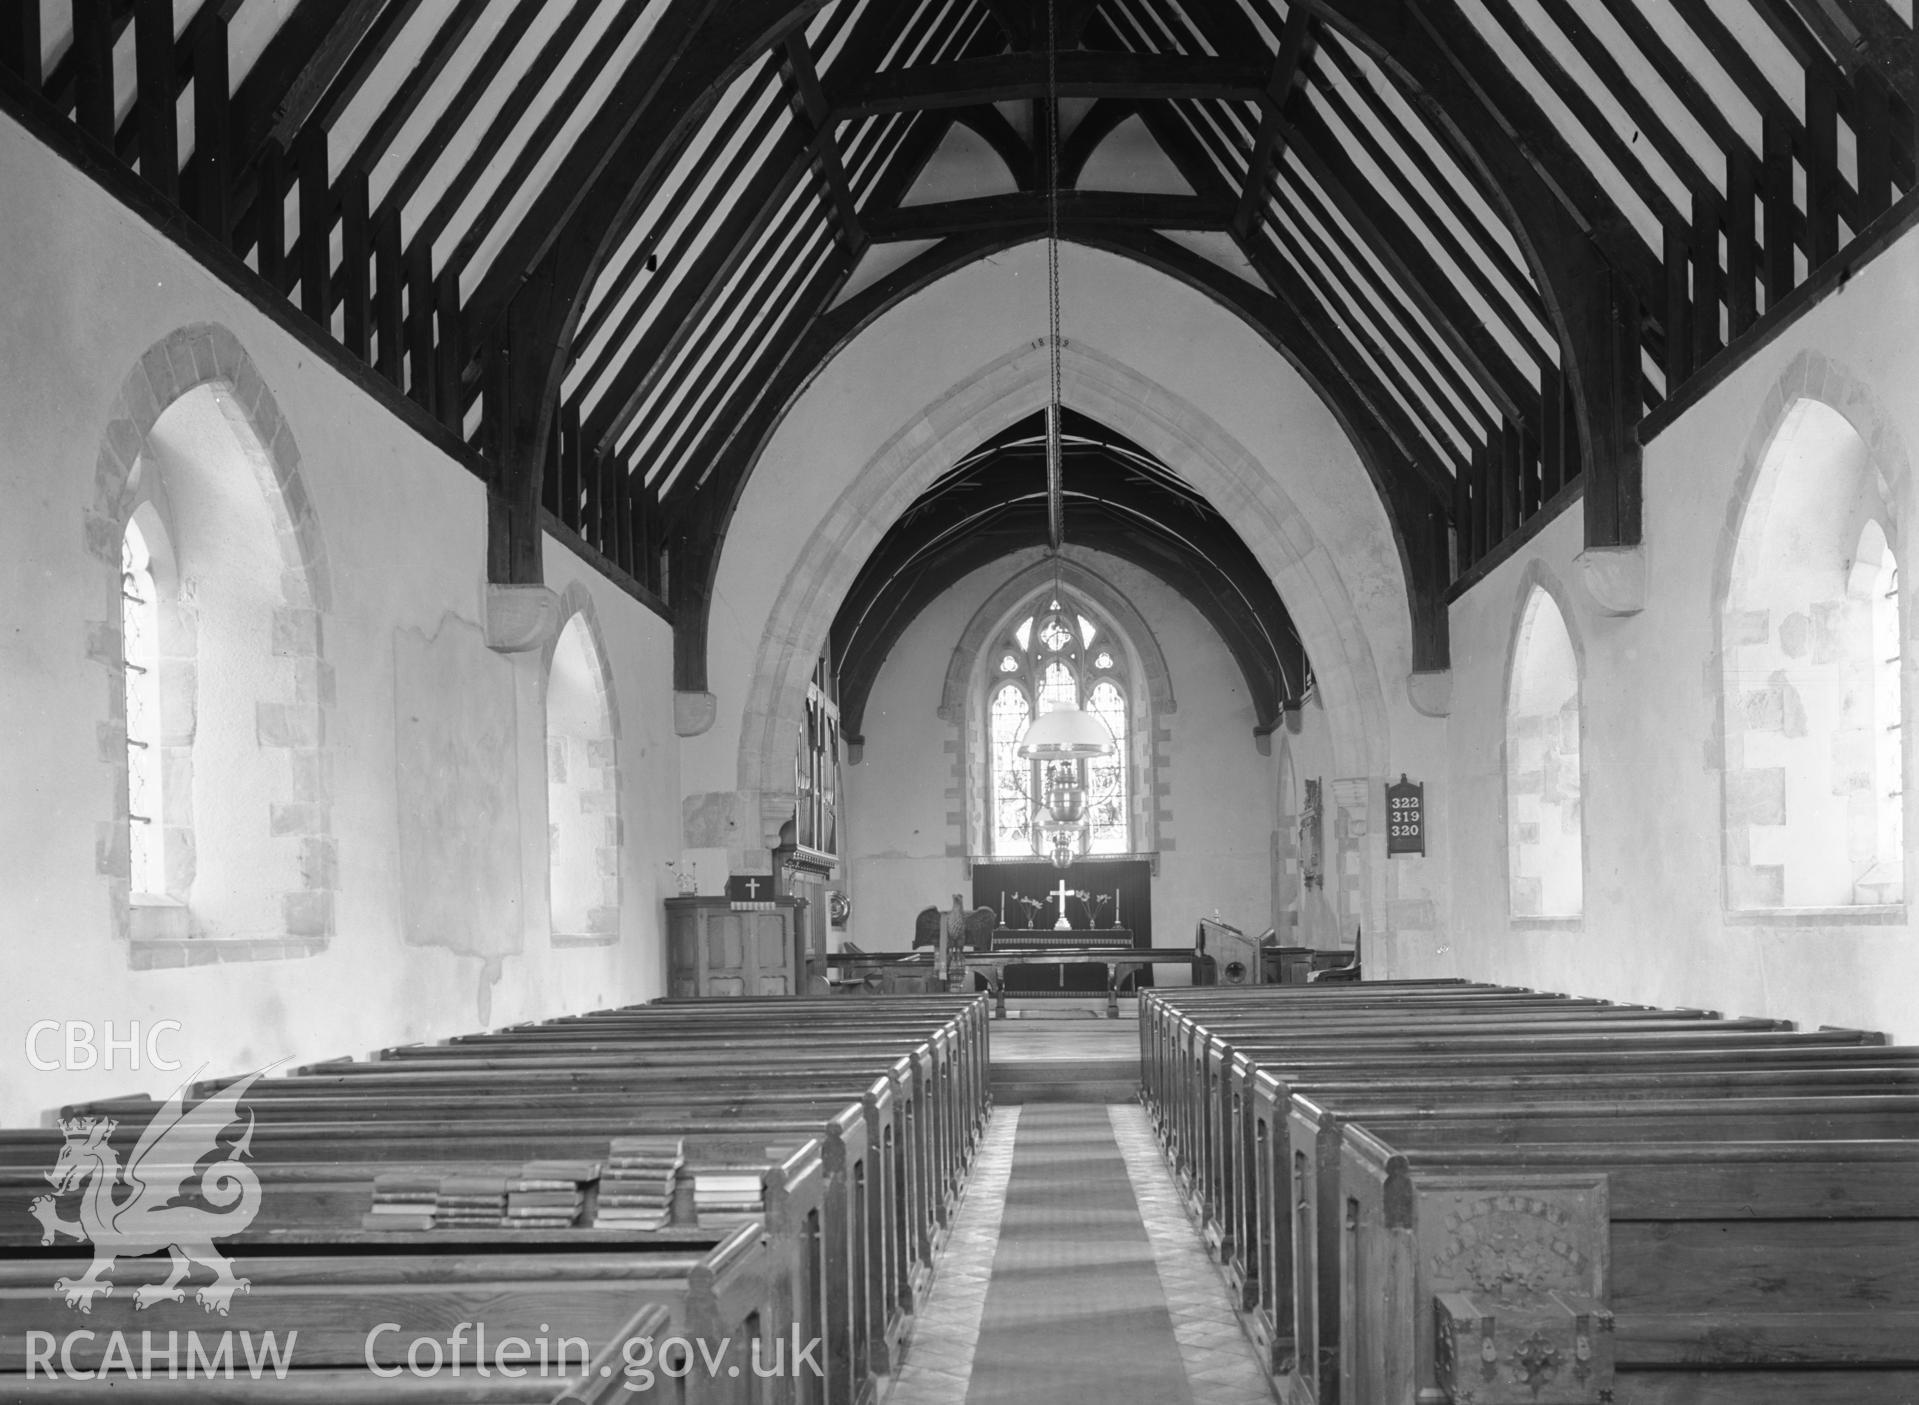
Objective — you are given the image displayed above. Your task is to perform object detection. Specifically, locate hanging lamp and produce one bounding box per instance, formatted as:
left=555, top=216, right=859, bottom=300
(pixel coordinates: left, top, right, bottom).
left=1012, top=0, right=1113, bottom=868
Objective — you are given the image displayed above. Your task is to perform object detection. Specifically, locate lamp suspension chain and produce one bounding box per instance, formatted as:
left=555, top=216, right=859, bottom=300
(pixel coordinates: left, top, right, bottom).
left=1045, top=0, right=1064, bottom=554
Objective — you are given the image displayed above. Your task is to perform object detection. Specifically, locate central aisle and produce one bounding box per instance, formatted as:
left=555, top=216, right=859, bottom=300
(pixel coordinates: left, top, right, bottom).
left=964, top=1106, right=1192, bottom=1405
left=884, top=1034, right=1274, bottom=1405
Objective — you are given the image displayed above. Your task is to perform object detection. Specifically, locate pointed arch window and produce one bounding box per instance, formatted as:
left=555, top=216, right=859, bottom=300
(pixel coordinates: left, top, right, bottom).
left=986, top=597, right=1135, bottom=858
left=1506, top=587, right=1583, bottom=918
left=546, top=610, right=621, bottom=943
left=1722, top=401, right=1904, bottom=909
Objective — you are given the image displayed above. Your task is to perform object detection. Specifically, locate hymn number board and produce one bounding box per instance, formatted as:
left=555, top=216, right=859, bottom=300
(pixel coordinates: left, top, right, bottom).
left=1387, top=775, right=1425, bottom=856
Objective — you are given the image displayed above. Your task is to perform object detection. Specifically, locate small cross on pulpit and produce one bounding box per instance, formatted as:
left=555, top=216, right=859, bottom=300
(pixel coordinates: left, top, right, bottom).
left=1052, top=878, right=1073, bottom=931
left=742, top=877, right=762, bottom=899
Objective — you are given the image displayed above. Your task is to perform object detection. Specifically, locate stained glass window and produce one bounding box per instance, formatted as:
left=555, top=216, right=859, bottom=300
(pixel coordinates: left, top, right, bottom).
left=1085, top=680, right=1128, bottom=854
left=1038, top=659, right=1076, bottom=714
left=990, top=684, right=1032, bottom=852
left=985, top=597, right=1138, bottom=858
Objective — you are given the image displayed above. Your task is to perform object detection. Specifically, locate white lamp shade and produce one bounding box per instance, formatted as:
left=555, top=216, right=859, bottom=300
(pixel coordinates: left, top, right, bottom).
left=1016, top=705, right=1116, bottom=759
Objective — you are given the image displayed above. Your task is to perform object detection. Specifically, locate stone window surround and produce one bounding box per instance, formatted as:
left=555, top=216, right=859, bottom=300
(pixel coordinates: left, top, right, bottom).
left=1714, top=350, right=1913, bottom=921
left=542, top=582, right=623, bottom=949
left=940, top=556, right=1177, bottom=864
left=1503, top=570, right=1586, bottom=925
left=87, top=324, right=334, bottom=969
left=979, top=587, right=1140, bottom=859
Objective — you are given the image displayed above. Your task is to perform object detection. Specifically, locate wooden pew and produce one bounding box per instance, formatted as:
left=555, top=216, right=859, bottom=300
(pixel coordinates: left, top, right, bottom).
left=1152, top=999, right=1880, bottom=1326
left=1145, top=987, right=1588, bottom=1149
left=1195, top=1011, right=1836, bottom=1262
left=426, top=1016, right=982, bottom=1214
left=1321, top=1105, right=1919, bottom=1405
left=9, top=1000, right=985, bottom=1405
left=357, top=1035, right=975, bottom=1224
left=5, top=1099, right=872, bottom=1403
left=26, top=1097, right=867, bottom=1383
left=1135, top=979, right=1480, bottom=1094
left=85, top=1077, right=927, bottom=1337
left=505, top=999, right=992, bottom=1153
left=1142, top=986, right=1919, bottom=1405
left=276, top=999, right=994, bottom=1387
left=537, top=996, right=991, bottom=1137
left=636, top=995, right=992, bottom=1123
left=1175, top=1008, right=1789, bottom=1236
left=0, top=1140, right=828, bottom=1402
left=0, top=1226, right=770, bottom=1404
left=1233, top=1044, right=1919, bottom=1373
left=1160, top=1007, right=1861, bottom=1223
left=182, top=1053, right=947, bottom=1322
left=279, top=1035, right=972, bottom=1368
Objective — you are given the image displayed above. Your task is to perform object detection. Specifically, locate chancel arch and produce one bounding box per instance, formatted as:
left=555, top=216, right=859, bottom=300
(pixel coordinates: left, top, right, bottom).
left=543, top=584, right=622, bottom=947
left=1505, top=572, right=1585, bottom=920
left=1719, top=368, right=1910, bottom=912
left=728, top=323, right=1397, bottom=886
left=89, top=325, right=333, bottom=962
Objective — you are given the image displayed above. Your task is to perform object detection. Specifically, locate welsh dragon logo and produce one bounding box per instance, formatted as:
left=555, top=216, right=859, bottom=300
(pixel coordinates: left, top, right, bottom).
left=28, top=1068, right=264, bottom=1314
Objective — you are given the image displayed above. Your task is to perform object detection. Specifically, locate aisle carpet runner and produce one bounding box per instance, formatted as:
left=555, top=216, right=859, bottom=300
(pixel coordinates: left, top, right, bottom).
left=962, top=1105, right=1192, bottom=1405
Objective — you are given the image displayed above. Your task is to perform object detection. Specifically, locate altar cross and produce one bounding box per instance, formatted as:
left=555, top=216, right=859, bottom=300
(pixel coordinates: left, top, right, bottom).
left=1052, top=878, right=1073, bottom=930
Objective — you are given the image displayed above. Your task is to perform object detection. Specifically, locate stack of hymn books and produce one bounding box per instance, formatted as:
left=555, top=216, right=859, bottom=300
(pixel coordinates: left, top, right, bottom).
left=507, top=1159, right=600, bottom=1228
left=363, top=1172, right=439, bottom=1230
left=433, top=1172, right=513, bottom=1229
left=692, top=1167, right=766, bottom=1228
left=592, top=1136, right=685, bottom=1230
left=361, top=1160, right=600, bottom=1231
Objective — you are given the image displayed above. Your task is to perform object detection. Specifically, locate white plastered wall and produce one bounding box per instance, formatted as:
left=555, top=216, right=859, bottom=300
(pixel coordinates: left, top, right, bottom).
left=0, top=112, right=676, bottom=1122
left=1434, top=227, right=1919, bottom=1039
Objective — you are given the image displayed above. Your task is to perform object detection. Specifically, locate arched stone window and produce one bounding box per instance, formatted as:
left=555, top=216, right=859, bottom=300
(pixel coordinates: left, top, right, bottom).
left=545, top=595, right=621, bottom=944
left=948, top=560, right=1173, bottom=863
left=92, top=325, right=333, bottom=962
left=1724, top=399, right=1903, bottom=909
left=1506, top=584, right=1583, bottom=918
left=977, top=587, right=1146, bottom=859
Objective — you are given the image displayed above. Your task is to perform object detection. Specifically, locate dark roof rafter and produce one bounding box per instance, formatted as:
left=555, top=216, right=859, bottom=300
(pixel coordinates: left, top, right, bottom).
left=865, top=189, right=1233, bottom=240
left=15, top=0, right=1913, bottom=688
left=831, top=422, right=1307, bottom=740
left=957, top=103, right=1037, bottom=186
left=836, top=49, right=1266, bottom=118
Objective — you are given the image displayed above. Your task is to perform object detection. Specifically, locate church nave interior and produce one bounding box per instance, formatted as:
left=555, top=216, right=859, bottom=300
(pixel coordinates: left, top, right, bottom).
left=3, top=0, right=1919, bottom=1398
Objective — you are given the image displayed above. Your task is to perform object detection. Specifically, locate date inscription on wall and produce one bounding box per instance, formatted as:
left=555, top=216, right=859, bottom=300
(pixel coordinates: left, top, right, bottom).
left=1387, top=774, right=1425, bottom=856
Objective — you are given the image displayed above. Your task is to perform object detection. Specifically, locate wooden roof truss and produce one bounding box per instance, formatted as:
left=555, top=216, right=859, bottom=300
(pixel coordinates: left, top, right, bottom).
left=2, top=0, right=1912, bottom=701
